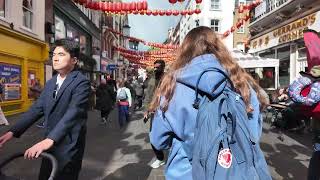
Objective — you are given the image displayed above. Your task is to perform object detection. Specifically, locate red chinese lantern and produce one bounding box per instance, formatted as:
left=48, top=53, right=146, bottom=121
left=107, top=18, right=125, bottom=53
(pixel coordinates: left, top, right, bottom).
left=166, top=10, right=172, bottom=16
left=187, top=10, right=194, bottom=15
left=116, top=2, right=122, bottom=12
left=152, top=10, right=159, bottom=16
left=238, top=4, right=244, bottom=13
left=223, top=30, right=230, bottom=37
left=85, top=0, right=91, bottom=8
left=146, top=10, right=152, bottom=16
left=142, top=0, right=148, bottom=10
left=78, top=0, right=86, bottom=5
left=181, top=10, right=187, bottom=16
left=130, top=2, right=137, bottom=11
left=137, top=1, right=143, bottom=11
left=195, top=9, right=201, bottom=14
left=98, top=1, right=104, bottom=10
left=159, top=10, right=165, bottom=16
left=236, top=21, right=243, bottom=28
left=140, top=11, right=145, bottom=15
left=244, top=14, right=250, bottom=21
left=103, top=2, right=107, bottom=11
left=169, top=0, right=178, bottom=4
left=195, top=0, right=202, bottom=4
left=230, top=26, right=236, bottom=32
left=132, top=10, right=138, bottom=14
left=110, top=2, right=116, bottom=12
left=123, top=3, right=129, bottom=11
left=178, top=0, right=184, bottom=2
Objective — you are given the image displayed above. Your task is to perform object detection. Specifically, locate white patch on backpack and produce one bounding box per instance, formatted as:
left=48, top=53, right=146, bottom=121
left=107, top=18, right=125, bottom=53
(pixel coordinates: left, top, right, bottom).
left=218, top=148, right=232, bottom=168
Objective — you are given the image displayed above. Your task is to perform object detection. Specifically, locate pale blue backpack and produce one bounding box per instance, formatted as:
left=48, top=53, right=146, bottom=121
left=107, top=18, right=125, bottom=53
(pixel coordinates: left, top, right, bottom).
left=181, top=68, right=271, bottom=180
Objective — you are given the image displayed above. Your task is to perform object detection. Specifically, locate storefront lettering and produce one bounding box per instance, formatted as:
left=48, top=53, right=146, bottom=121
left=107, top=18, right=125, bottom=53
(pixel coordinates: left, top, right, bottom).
left=278, top=28, right=307, bottom=43
left=273, top=13, right=316, bottom=43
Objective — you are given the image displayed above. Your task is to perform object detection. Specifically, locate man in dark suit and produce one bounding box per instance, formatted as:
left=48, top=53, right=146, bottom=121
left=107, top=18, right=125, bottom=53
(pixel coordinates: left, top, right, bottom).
left=0, top=39, right=90, bottom=180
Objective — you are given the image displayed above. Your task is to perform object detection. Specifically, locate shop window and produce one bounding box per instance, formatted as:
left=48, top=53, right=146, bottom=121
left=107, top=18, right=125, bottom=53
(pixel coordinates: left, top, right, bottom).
left=277, top=46, right=290, bottom=88
left=28, top=71, right=42, bottom=99
left=211, top=19, right=220, bottom=32
left=55, top=16, right=66, bottom=40
left=246, top=67, right=275, bottom=89
left=0, top=63, right=21, bottom=101
left=211, top=0, right=220, bottom=10
left=22, top=0, right=33, bottom=29
left=0, top=0, right=5, bottom=18
left=236, top=42, right=245, bottom=52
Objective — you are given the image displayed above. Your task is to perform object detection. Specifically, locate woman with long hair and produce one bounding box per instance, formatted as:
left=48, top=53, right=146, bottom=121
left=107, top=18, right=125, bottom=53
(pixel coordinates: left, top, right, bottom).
left=149, top=26, right=270, bottom=179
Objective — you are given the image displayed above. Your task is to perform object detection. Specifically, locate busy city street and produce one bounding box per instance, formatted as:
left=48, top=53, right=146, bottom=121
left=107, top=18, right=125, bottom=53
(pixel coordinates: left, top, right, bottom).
left=1, top=0, right=320, bottom=180
left=0, top=109, right=314, bottom=180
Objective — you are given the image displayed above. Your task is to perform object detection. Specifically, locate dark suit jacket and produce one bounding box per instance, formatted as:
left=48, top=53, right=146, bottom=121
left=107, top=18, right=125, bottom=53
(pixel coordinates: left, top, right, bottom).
left=10, top=70, right=90, bottom=170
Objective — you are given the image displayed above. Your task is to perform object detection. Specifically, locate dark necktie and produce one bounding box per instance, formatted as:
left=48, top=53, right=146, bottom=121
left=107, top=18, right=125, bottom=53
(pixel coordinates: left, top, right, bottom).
left=53, top=84, right=58, bottom=99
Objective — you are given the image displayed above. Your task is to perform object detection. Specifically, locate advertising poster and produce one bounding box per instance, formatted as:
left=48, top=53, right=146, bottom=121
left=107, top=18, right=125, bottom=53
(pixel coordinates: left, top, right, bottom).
left=0, top=63, right=21, bottom=100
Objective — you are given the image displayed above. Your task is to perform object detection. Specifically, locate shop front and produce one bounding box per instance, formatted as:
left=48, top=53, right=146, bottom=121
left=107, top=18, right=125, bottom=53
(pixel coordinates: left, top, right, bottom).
left=54, top=0, right=100, bottom=81
left=0, top=26, right=48, bottom=116
left=249, top=10, right=320, bottom=88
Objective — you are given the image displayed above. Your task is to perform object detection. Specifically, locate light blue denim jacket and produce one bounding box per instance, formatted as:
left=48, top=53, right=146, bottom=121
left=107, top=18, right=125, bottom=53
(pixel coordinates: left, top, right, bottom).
left=150, top=54, right=262, bottom=180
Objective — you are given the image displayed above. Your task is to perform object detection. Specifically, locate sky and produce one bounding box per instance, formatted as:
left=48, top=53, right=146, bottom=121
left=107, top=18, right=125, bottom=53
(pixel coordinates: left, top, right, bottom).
left=125, top=0, right=187, bottom=50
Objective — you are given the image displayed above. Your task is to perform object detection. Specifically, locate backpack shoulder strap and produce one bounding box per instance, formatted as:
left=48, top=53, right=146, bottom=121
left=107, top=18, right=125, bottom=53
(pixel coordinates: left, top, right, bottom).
left=183, top=67, right=235, bottom=109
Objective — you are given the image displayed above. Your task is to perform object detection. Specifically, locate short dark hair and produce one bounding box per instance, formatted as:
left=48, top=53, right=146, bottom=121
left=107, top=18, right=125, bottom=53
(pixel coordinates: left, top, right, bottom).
left=54, top=39, right=80, bottom=59
left=154, top=59, right=165, bottom=67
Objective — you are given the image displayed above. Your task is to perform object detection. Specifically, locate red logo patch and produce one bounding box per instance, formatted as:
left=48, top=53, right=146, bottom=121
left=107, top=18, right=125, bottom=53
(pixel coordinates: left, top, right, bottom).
left=218, top=148, right=232, bottom=168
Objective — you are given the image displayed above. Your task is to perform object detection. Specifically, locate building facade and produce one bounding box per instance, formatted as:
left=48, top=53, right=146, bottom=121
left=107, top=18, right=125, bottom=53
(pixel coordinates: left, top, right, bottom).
left=53, top=0, right=100, bottom=81
left=0, top=0, right=48, bottom=116
left=248, top=0, right=320, bottom=88
left=179, top=0, right=235, bottom=49
left=233, top=0, right=252, bottom=52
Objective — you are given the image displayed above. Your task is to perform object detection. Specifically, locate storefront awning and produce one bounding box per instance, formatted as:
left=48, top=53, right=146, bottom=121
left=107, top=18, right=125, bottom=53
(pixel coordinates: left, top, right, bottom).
left=232, top=49, right=279, bottom=68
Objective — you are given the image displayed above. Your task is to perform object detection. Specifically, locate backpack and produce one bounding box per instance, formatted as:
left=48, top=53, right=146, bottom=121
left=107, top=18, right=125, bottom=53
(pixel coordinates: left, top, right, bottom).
left=181, top=68, right=271, bottom=180
left=117, top=88, right=128, bottom=101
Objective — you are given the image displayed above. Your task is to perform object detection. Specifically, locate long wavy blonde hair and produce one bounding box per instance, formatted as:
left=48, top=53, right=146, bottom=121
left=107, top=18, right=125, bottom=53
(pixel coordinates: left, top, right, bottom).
left=149, top=26, right=267, bottom=112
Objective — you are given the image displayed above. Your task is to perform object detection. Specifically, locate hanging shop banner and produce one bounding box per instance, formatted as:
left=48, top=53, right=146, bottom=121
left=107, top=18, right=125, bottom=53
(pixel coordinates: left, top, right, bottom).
left=249, top=11, right=319, bottom=53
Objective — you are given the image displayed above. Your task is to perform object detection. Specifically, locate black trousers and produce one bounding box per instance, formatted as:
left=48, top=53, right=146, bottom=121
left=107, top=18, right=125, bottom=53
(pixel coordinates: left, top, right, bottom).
left=38, top=158, right=82, bottom=180
left=101, top=109, right=111, bottom=120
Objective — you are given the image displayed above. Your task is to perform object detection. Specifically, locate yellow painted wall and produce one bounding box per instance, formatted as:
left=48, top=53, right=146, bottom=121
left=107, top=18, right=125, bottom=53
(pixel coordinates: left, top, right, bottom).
left=0, top=26, right=48, bottom=116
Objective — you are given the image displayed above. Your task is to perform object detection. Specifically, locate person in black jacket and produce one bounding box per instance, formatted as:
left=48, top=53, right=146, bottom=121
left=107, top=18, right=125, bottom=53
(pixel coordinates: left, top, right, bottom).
left=96, top=79, right=116, bottom=124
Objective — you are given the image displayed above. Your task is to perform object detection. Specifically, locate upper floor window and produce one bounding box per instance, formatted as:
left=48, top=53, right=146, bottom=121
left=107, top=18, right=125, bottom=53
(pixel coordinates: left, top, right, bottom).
left=211, top=0, right=220, bottom=10
left=0, top=0, right=5, bottom=17
left=237, top=26, right=245, bottom=33
left=23, top=0, right=33, bottom=29
left=211, top=19, right=220, bottom=32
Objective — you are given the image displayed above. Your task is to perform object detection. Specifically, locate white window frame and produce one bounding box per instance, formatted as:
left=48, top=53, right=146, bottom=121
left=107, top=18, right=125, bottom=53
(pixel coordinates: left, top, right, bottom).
left=210, top=19, right=220, bottom=32
left=237, top=25, right=245, bottom=33
left=22, top=0, right=33, bottom=30
left=0, top=0, right=6, bottom=18
left=210, top=0, right=221, bottom=10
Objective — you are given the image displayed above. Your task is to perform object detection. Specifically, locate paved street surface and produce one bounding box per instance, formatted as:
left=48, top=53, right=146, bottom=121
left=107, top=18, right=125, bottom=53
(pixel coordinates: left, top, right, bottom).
left=0, top=108, right=314, bottom=180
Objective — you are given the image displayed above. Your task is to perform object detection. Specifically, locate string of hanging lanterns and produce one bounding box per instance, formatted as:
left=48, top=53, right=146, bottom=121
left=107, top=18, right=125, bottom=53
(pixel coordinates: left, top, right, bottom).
left=222, top=0, right=262, bottom=38
left=105, top=27, right=179, bottom=49
left=72, top=0, right=201, bottom=16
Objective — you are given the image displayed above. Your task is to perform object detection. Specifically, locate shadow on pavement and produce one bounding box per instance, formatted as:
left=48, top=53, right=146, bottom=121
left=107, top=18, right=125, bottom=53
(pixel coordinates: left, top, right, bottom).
left=79, top=108, right=153, bottom=180
left=103, top=162, right=152, bottom=180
